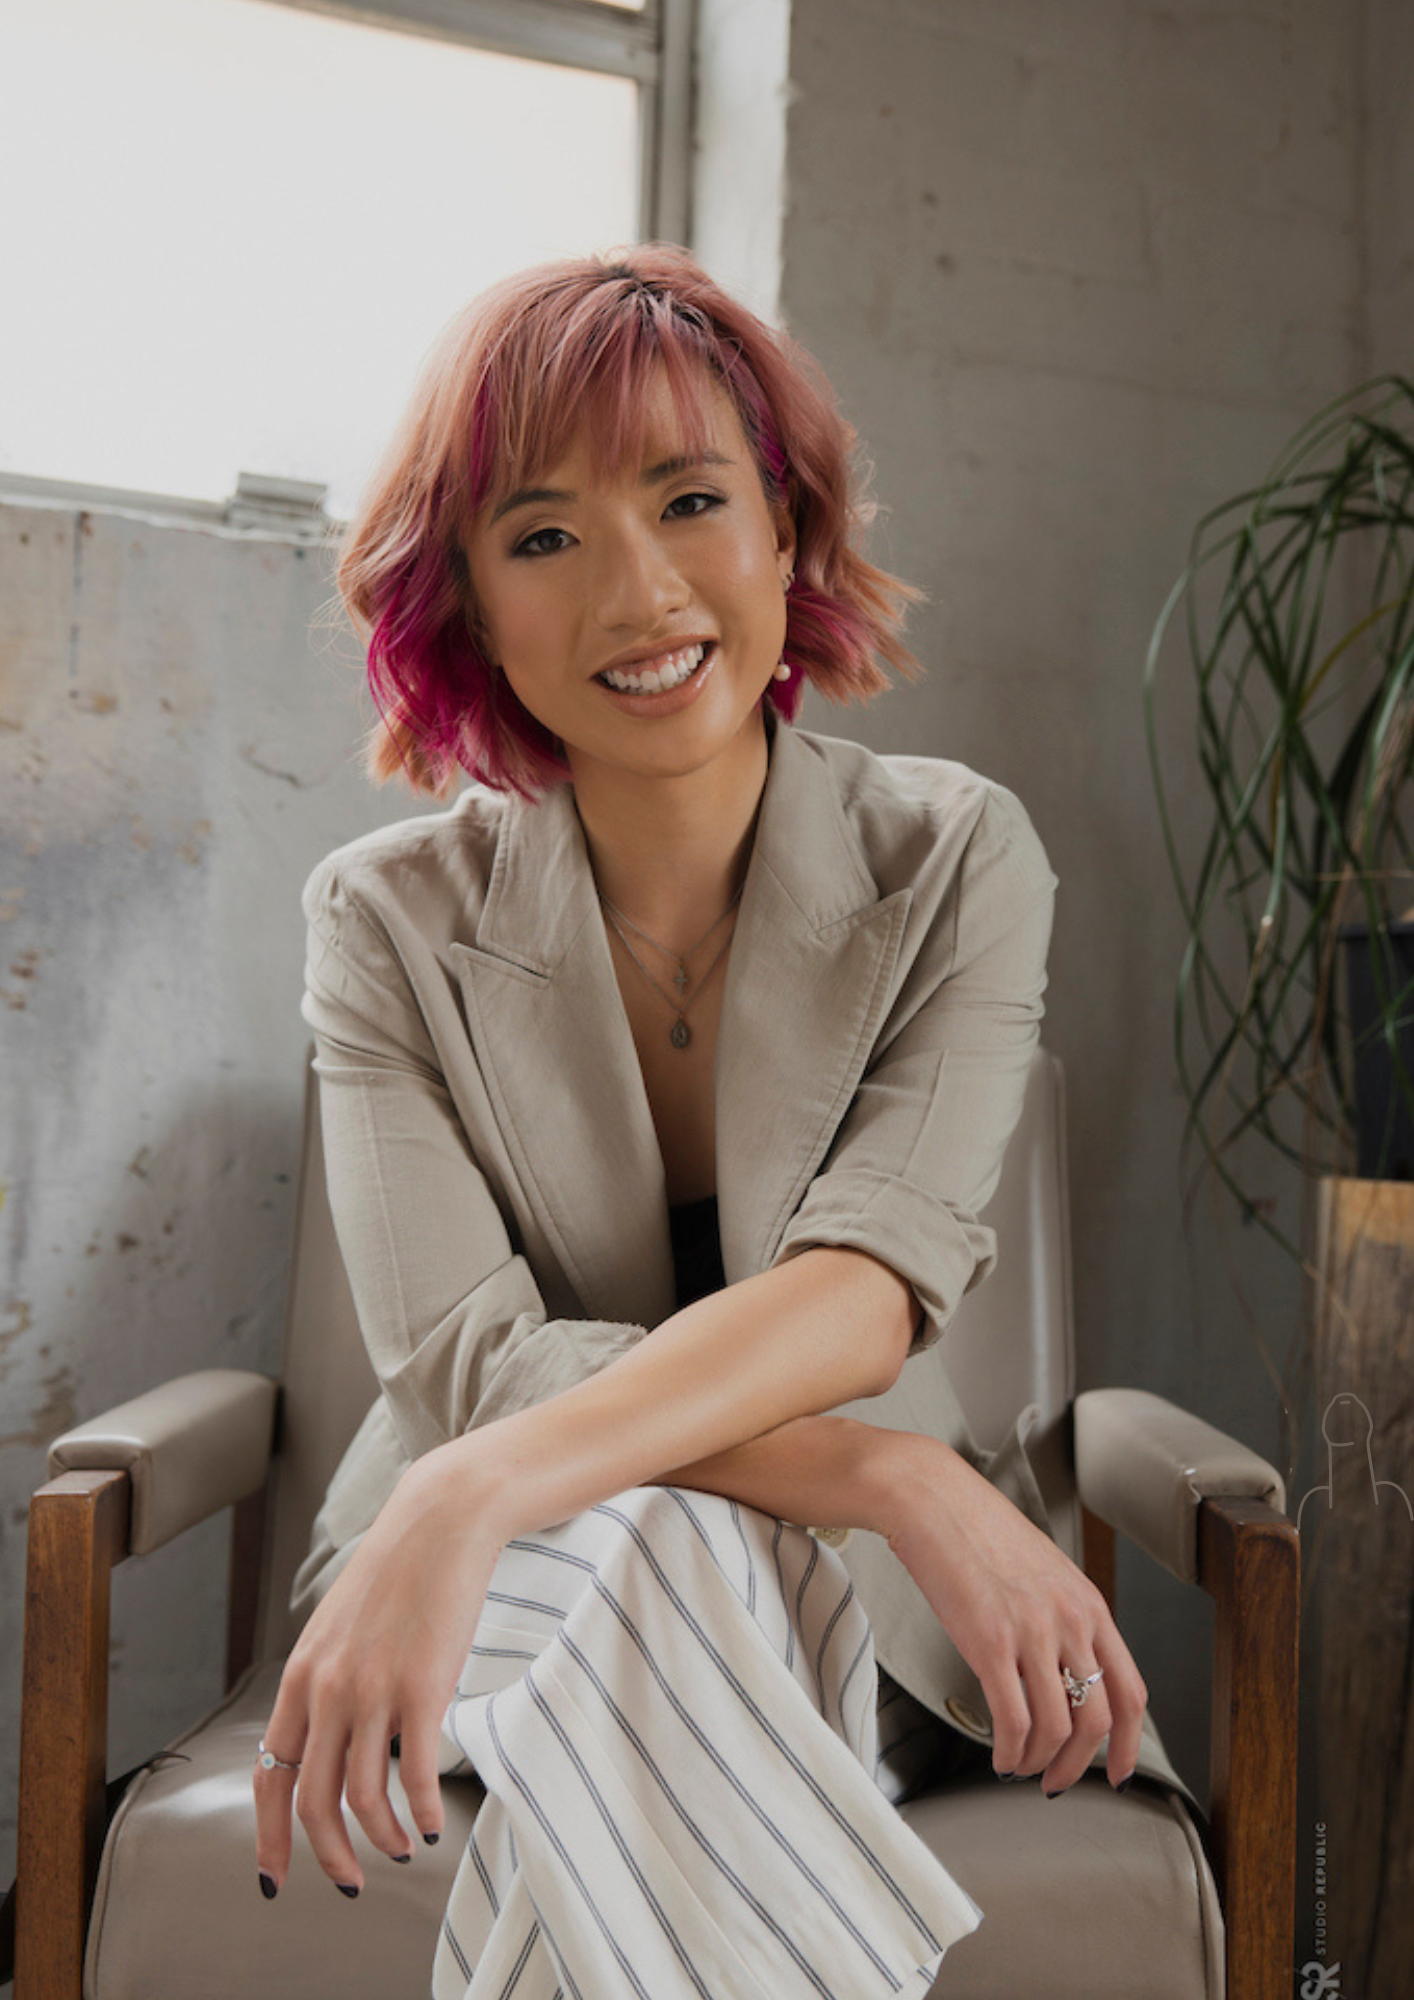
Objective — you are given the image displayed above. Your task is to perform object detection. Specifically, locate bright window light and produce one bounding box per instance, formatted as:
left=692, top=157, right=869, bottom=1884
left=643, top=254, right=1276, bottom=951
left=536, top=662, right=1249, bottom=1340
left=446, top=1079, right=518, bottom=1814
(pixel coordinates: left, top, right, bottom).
left=0, top=0, right=640, bottom=517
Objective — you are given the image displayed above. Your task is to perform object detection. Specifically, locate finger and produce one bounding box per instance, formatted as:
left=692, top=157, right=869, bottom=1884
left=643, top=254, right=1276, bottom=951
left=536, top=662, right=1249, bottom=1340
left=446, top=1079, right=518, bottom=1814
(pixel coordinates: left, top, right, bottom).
left=252, top=1705, right=309, bottom=1896
left=981, top=1656, right=1033, bottom=1778
left=1092, top=1630, right=1149, bottom=1787
left=296, top=1714, right=364, bottom=1894
left=396, top=1703, right=447, bottom=1847
left=345, top=1714, right=412, bottom=1861
left=1039, top=1664, right=1113, bottom=1793
left=1014, top=1648, right=1083, bottom=1780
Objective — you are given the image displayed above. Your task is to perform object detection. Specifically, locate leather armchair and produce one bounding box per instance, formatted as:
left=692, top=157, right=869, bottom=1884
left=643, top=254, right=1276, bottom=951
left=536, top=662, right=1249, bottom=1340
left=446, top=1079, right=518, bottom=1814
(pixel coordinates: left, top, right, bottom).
left=16, top=1047, right=1298, bottom=1998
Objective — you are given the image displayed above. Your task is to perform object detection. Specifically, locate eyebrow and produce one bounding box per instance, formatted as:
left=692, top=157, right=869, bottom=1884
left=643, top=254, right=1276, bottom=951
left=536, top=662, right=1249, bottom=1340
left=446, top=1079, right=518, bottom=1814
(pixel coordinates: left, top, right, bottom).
left=489, top=450, right=736, bottom=525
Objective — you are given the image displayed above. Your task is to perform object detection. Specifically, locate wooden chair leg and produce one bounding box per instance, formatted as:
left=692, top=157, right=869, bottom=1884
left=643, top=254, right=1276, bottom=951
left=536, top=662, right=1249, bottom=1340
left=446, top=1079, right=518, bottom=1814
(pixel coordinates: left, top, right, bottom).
left=17, top=1470, right=130, bottom=2000
left=1199, top=1495, right=1300, bottom=2000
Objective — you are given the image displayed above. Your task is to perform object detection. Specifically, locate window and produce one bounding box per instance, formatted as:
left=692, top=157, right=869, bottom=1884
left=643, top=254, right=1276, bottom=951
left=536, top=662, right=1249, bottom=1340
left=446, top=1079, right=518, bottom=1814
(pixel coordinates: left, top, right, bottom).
left=0, top=0, right=691, bottom=518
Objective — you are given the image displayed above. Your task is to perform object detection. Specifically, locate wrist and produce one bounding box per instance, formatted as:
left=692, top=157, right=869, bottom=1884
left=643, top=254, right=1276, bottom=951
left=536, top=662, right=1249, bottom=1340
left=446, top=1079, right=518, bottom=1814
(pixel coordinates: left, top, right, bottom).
left=860, top=1426, right=964, bottom=1547
left=395, top=1435, right=515, bottom=1550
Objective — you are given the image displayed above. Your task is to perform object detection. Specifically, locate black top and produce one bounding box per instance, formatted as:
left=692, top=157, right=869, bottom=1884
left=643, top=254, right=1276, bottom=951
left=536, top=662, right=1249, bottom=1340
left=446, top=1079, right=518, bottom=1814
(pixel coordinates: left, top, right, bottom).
left=668, top=1193, right=726, bottom=1311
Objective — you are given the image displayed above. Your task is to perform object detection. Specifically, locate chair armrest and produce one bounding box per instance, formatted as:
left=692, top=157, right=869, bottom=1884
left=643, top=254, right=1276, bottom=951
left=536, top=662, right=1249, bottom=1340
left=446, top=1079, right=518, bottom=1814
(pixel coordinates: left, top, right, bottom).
left=47, top=1369, right=278, bottom=1557
left=1073, top=1386, right=1286, bottom=1586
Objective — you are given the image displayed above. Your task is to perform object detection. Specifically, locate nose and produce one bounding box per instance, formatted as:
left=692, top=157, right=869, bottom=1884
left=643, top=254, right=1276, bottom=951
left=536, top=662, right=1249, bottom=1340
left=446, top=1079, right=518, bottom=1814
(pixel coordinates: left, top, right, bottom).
left=589, top=517, right=690, bottom=633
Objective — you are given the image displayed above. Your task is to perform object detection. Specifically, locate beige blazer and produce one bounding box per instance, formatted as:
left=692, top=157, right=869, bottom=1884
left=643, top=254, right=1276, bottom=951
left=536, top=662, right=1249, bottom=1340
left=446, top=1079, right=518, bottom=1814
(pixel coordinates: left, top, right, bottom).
left=293, top=706, right=1193, bottom=1809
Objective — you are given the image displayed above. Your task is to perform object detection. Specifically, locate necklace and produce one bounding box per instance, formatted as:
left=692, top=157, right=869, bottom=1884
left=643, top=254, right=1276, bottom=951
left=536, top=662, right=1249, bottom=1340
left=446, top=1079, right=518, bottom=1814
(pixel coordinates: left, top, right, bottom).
left=597, top=882, right=745, bottom=1048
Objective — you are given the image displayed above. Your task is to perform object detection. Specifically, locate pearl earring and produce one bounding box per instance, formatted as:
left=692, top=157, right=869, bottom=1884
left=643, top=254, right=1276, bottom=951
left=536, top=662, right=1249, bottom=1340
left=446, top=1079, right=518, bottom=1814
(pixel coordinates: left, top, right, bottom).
left=773, top=660, right=792, bottom=681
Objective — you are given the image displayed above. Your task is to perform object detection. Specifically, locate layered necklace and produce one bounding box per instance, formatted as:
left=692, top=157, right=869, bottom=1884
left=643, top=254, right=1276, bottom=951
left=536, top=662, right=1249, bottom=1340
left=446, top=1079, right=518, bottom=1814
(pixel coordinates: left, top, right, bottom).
left=597, top=881, right=745, bottom=1048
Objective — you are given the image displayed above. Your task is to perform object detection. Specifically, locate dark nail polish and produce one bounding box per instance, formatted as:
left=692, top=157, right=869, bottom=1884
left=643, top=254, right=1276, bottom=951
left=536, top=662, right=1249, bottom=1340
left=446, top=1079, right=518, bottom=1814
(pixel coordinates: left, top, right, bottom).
left=258, top=1871, right=278, bottom=1901
left=392, top=1852, right=413, bottom=1864
left=337, top=1882, right=360, bottom=1899
left=1043, top=1788, right=1061, bottom=1799
left=996, top=1769, right=1015, bottom=1781
left=1117, top=1774, right=1135, bottom=1793
left=423, top=1831, right=440, bottom=1845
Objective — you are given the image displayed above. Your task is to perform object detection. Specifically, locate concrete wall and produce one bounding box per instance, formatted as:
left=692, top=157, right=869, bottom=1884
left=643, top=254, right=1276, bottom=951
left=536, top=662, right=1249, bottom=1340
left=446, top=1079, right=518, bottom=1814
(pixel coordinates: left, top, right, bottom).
left=1366, top=0, right=1414, bottom=381
left=0, top=502, right=440, bottom=1888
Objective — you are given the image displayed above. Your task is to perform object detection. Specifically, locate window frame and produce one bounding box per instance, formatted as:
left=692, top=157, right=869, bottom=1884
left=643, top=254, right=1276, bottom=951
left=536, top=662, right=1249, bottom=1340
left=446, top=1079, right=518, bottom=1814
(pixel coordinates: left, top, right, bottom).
left=0, top=0, right=695, bottom=526
left=254, top=0, right=694, bottom=244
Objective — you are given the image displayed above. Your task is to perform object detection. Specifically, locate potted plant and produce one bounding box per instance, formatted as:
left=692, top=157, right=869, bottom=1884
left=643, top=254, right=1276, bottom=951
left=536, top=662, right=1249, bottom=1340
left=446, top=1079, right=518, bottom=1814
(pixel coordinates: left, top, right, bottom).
left=1142, top=374, right=1414, bottom=1996
left=1143, top=376, right=1414, bottom=1406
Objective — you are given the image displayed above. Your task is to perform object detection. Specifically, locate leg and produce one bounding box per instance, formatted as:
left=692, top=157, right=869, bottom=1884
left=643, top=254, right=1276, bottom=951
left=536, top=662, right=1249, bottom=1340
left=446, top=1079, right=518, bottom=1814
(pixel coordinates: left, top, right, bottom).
left=433, top=1487, right=983, bottom=2000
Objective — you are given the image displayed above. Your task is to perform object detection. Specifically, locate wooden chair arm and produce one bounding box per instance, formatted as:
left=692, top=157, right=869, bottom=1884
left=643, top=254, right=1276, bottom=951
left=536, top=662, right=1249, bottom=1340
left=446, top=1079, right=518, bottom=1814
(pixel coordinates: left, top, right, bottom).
left=1080, top=1494, right=1299, bottom=2000
left=16, top=1464, right=270, bottom=2000
left=17, top=1470, right=130, bottom=2000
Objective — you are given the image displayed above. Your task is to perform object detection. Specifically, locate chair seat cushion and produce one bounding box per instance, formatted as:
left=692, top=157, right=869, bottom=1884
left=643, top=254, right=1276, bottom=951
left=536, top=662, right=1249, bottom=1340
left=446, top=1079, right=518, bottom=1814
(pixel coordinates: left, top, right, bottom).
left=900, top=1775, right=1224, bottom=1998
left=88, top=1661, right=1223, bottom=1999
left=87, top=1662, right=482, bottom=2000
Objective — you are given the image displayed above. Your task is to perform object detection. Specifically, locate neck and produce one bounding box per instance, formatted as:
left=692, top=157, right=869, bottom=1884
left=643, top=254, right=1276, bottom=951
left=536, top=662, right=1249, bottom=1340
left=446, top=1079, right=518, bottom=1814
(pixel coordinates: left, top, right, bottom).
left=569, top=709, right=773, bottom=948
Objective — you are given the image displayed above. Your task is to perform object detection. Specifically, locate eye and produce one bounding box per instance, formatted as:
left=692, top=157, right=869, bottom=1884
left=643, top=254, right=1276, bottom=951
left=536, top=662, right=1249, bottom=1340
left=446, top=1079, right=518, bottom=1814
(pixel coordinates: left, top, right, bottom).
left=511, top=526, right=573, bottom=559
left=512, top=528, right=580, bottom=560
left=665, top=491, right=724, bottom=520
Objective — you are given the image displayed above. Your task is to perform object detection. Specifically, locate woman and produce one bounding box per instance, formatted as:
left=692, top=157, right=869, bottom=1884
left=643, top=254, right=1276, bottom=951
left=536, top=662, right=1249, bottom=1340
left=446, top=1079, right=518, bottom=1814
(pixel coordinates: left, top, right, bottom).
left=253, top=245, right=1148, bottom=1996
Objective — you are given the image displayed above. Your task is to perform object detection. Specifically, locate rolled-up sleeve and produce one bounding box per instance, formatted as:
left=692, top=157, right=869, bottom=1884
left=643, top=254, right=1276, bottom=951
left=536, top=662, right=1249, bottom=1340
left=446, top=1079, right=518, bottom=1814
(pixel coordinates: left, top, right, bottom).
left=770, top=780, right=1057, bottom=1355
left=301, top=859, right=649, bottom=1462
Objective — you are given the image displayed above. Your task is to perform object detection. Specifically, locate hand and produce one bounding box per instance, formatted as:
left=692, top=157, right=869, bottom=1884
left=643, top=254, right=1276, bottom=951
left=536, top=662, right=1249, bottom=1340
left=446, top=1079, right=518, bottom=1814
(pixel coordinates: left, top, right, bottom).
left=253, top=1448, right=505, bottom=1897
left=882, top=1434, right=1147, bottom=1794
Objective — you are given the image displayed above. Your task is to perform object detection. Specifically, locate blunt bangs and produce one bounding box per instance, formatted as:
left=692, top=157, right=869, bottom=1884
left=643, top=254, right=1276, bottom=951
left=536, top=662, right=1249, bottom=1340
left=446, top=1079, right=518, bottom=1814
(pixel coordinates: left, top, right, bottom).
left=337, top=245, right=923, bottom=801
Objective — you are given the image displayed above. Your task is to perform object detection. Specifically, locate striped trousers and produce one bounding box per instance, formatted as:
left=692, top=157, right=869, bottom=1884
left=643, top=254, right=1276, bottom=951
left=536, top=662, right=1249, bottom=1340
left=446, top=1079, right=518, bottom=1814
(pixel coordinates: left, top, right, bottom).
left=430, top=1483, right=984, bottom=2000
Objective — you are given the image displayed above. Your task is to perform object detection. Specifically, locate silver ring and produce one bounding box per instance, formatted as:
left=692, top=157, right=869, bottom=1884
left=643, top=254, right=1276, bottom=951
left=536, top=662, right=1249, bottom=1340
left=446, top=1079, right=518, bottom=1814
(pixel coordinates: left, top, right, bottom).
left=257, top=1738, right=302, bottom=1773
left=1061, top=1667, right=1104, bottom=1708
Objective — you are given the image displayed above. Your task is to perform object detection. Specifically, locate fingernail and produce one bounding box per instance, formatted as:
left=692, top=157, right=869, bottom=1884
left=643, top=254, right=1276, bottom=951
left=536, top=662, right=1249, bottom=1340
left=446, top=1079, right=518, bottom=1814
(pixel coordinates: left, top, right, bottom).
left=258, top=1871, right=278, bottom=1901
left=1117, top=1773, right=1135, bottom=1793
left=1043, top=1788, right=1061, bottom=1799
left=423, top=1831, right=440, bottom=1846
left=337, top=1883, right=360, bottom=1898
left=392, top=1852, right=413, bottom=1864
left=994, top=1769, right=1014, bottom=1781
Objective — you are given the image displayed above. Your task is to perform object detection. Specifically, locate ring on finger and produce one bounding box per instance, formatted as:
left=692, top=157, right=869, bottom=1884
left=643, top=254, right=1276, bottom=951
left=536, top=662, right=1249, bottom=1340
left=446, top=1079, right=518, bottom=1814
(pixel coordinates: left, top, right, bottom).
left=257, top=1738, right=303, bottom=1774
left=1060, top=1666, right=1104, bottom=1708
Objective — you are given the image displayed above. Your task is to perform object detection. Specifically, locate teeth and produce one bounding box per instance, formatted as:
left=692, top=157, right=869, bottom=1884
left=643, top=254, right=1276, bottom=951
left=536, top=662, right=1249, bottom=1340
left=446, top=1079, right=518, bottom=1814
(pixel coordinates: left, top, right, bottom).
left=602, top=643, right=705, bottom=693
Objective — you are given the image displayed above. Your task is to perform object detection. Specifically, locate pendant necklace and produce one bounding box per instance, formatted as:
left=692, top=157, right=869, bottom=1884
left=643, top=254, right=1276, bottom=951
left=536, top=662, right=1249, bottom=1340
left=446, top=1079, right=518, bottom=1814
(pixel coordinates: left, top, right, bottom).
left=597, top=883, right=744, bottom=1048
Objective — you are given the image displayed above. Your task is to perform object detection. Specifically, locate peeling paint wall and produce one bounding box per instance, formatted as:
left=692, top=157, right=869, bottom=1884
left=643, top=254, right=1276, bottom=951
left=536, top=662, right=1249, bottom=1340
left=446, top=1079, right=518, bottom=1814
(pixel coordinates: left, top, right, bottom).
left=0, top=501, right=439, bottom=1885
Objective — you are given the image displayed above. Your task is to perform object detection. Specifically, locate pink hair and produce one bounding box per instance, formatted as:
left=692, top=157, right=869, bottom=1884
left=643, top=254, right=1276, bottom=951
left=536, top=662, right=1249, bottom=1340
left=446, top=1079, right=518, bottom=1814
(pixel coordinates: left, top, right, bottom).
left=337, top=244, right=925, bottom=800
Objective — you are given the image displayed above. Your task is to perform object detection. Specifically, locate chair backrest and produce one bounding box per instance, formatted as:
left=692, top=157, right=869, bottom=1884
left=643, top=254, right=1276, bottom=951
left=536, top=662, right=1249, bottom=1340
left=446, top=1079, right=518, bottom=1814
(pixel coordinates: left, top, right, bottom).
left=255, top=1042, right=1079, bottom=1658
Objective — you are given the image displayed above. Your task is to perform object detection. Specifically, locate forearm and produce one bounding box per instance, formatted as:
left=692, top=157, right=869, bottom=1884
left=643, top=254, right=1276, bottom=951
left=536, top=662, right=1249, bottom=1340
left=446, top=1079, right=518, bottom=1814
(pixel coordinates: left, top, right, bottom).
left=426, top=1246, right=916, bottom=1542
left=648, top=1412, right=916, bottom=1540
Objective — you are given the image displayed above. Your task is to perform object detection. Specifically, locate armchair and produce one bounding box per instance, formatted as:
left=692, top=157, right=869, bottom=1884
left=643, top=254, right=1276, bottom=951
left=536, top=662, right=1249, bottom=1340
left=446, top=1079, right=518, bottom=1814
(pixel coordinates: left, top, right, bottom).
left=16, top=1046, right=1297, bottom=1998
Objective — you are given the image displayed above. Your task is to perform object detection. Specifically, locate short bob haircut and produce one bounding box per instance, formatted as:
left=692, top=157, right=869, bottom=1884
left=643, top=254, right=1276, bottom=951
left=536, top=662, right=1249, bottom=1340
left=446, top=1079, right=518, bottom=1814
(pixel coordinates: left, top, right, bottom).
left=337, top=243, right=925, bottom=802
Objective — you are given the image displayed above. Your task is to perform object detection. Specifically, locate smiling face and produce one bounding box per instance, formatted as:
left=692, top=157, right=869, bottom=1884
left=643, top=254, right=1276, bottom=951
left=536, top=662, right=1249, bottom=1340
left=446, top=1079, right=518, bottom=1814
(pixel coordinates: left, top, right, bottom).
left=461, top=363, right=797, bottom=789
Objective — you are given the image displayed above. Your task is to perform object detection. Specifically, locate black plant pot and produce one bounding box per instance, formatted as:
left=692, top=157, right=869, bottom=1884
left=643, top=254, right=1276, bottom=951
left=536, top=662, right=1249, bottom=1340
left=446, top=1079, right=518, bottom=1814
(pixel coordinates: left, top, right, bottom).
left=1337, top=918, right=1414, bottom=1181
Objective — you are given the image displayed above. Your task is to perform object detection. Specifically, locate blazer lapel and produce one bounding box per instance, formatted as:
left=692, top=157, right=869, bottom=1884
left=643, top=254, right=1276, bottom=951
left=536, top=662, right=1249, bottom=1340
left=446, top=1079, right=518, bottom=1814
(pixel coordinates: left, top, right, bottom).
left=451, top=713, right=912, bottom=1328
left=714, top=716, right=914, bottom=1287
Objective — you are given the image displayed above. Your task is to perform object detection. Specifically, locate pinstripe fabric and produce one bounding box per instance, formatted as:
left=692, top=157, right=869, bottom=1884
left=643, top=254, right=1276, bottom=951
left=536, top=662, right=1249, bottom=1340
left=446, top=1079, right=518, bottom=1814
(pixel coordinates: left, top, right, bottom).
left=431, top=1485, right=984, bottom=1999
